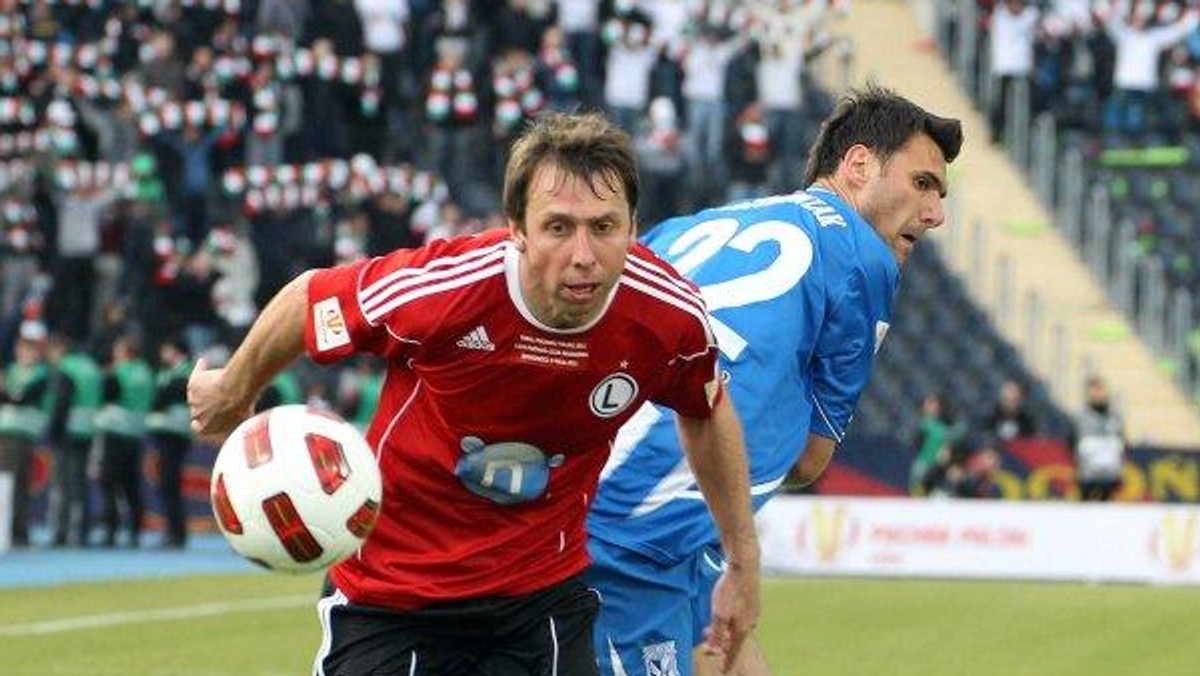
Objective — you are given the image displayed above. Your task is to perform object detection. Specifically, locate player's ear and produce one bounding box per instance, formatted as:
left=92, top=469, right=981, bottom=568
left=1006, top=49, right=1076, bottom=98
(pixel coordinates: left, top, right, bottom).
left=629, top=212, right=639, bottom=248
left=843, top=144, right=877, bottom=187
left=508, top=219, right=527, bottom=252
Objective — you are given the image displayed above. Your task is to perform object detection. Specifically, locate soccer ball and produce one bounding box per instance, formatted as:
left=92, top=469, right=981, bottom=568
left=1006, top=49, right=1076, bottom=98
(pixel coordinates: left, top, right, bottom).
left=210, top=405, right=383, bottom=573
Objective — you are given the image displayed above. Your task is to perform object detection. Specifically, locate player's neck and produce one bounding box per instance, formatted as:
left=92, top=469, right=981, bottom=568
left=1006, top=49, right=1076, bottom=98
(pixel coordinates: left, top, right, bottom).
left=809, top=179, right=852, bottom=206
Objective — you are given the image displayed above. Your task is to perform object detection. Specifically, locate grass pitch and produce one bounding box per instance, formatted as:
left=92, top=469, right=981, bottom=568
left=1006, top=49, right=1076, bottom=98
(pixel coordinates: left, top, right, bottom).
left=2, top=574, right=1198, bottom=675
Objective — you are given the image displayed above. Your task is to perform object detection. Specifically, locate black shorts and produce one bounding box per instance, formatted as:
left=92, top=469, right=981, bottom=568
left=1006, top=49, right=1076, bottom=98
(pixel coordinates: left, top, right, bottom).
left=314, top=574, right=601, bottom=676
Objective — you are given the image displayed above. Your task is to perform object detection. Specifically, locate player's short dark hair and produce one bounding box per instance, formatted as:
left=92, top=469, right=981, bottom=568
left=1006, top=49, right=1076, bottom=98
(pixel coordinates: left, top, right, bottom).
left=503, top=112, right=639, bottom=229
left=804, top=85, right=963, bottom=186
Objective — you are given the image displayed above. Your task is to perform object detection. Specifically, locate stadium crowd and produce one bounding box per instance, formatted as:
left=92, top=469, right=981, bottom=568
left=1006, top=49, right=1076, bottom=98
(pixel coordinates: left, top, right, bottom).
left=0, top=0, right=850, bottom=548
left=946, top=1, right=1200, bottom=407
left=953, top=0, right=1200, bottom=137
left=0, top=0, right=851, bottom=363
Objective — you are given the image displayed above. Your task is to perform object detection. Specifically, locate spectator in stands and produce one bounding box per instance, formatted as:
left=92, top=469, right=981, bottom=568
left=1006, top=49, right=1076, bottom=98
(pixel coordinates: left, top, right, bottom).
left=49, top=181, right=116, bottom=343
left=0, top=211, right=47, bottom=351
left=25, top=0, right=61, bottom=41
left=147, top=336, right=193, bottom=549
left=343, top=53, right=391, bottom=158
left=986, top=378, right=1037, bottom=442
left=244, top=60, right=292, bottom=167
left=536, top=26, right=583, bottom=112
left=95, top=333, right=153, bottom=548
left=416, top=0, right=479, bottom=77
left=421, top=39, right=482, bottom=196
left=137, top=30, right=187, bottom=100
left=987, top=0, right=1041, bottom=145
left=1101, top=1, right=1199, bottom=134
left=256, top=0, right=309, bottom=43
left=47, top=332, right=102, bottom=547
left=553, top=0, right=601, bottom=104
left=634, top=96, right=687, bottom=231
left=298, top=38, right=351, bottom=160
left=1071, top=374, right=1126, bottom=501
left=680, top=21, right=750, bottom=206
left=725, top=100, right=773, bottom=201
left=1054, top=0, right=1095, bottom=28
left=0, top=321, right=52, bottom=548
left=86, top=298, right=138, bottom=367
left=207, top=223, right=260, bottom=346
left=909, top=392, right=962, bottom=496
left=754, top=35, right=808, bottom=193
left=158, top=122, right=226, bottom=246
left=355, top=0, right=414, bottom=161
left=491, top=47, right=544, bottom=184
left=184, top=46, right=220, bottom=101
left=947, top=434, right=1002, bottom=499
left=603, top=16, right=659, bottom=135
left=146, top=241, right=223, bottom=356
left=1044, top=9, right=1108, bottom=131
left=69, top=84, right=141, bottom=164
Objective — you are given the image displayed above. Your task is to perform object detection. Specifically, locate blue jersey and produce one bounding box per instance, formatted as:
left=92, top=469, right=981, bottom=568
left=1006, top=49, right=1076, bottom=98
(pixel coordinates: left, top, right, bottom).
left=588, top=188, right=899, bottom=565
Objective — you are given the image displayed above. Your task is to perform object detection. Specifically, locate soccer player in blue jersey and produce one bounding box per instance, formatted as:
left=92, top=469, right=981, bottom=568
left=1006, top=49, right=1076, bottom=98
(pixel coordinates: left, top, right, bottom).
left=587, top=85, right=963, bottom=675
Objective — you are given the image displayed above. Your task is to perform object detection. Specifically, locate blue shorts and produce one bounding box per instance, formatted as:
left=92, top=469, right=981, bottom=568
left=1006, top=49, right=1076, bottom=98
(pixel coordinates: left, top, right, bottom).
left=586, top=538, right=725, bottom=676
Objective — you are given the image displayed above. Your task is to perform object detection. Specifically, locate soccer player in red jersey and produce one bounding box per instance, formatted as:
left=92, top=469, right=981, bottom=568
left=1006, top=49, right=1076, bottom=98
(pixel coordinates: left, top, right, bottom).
left=187, top=112, right=759, bottom=675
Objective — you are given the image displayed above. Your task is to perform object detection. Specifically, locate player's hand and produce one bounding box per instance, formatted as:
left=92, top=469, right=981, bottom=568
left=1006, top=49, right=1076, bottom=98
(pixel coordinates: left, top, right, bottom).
left=187, top=357, right=254, bottom=443
left=702, top=560, right=761, bottom=672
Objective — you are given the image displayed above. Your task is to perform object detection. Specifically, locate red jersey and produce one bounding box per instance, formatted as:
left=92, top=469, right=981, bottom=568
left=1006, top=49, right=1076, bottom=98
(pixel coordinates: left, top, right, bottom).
left=304, top=228, right=719, bottom=609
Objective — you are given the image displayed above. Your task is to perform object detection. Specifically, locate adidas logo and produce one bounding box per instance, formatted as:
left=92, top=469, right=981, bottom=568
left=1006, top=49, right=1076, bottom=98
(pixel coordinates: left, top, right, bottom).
left=456, top=326, right=495, bottom=352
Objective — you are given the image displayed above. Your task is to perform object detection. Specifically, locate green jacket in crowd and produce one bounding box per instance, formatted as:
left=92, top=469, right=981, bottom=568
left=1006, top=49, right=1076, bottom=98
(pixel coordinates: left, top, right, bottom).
left=0, top=361, right=52, bottom=441
left=95, top=358, right=156, bottom=438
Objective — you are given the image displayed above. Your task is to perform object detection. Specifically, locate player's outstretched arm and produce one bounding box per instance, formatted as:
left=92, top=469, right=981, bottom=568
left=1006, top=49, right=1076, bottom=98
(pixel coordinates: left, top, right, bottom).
left=675, top=386, right=761, bottom=672
left=188, top=270, right=313, bottom=443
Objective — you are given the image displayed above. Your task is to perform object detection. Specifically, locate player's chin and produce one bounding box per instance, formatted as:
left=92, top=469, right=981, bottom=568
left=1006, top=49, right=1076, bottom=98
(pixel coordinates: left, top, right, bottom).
left=546, top=302, right=599, bottom=329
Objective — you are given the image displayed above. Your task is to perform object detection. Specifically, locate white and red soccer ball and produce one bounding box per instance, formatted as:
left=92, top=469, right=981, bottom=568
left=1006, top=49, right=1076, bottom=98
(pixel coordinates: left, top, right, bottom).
left=210, top=405, right=382, bottom=573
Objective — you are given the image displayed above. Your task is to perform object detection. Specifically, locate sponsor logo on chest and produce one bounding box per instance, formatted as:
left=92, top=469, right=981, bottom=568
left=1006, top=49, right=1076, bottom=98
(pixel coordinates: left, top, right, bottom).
left=463, top=330, right=643, bottom=419
left=512, top=333, right=589, bottom=368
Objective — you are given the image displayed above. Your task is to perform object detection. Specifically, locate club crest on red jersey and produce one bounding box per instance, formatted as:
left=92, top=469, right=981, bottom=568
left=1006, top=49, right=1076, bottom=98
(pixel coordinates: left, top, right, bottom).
left=590, top=373, right=638, bottom=418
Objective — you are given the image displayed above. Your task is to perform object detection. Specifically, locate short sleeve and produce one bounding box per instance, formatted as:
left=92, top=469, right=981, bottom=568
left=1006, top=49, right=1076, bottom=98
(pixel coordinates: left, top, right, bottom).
left=305, top=257, right=395, bottom=364
left=654, top=334, right=722, bottom=421
left=808, top=269, right=879, bottom=443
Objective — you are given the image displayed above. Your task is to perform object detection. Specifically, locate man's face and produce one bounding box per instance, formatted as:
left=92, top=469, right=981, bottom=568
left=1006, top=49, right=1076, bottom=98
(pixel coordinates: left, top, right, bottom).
left=510, top=162, right=635, bottom=329
left=856, top=133, right=949, bottom=266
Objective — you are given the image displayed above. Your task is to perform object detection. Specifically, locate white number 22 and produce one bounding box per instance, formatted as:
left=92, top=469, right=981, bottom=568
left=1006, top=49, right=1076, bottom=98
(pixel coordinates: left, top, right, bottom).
left=665, top=218, right=813, bottom=360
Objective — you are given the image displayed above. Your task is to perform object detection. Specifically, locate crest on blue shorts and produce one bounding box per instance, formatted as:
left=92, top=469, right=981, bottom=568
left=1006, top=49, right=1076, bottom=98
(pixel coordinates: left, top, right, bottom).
left=642, top=640, right=679, bottom=676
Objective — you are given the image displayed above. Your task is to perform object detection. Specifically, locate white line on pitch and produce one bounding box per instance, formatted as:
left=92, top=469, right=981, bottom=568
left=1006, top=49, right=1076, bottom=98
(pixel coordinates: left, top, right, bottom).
left=0, top=594, right=314, bottom=636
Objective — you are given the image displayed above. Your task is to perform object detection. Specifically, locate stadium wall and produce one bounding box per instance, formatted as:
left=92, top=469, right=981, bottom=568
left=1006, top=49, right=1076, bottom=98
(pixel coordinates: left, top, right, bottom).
left=822, top=437, right=1200, bottom=502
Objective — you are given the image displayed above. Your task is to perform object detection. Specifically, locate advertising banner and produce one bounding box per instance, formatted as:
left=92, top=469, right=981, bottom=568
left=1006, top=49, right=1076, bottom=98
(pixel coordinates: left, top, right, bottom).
left=759, top=495, right=1200, bottom=585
